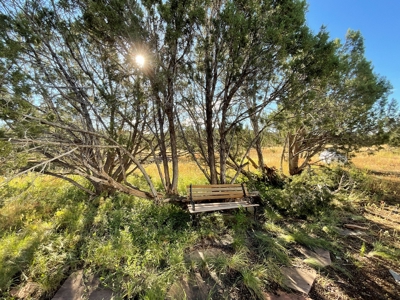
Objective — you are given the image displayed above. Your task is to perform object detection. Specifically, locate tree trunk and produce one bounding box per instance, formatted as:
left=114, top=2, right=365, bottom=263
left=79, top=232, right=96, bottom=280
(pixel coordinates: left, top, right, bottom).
left=157, top=103, right=172, bottom=190
left=89, top=178, right=154, bottom=199
left=219, top=101, right=229, bottom=184
left=165, top=60, right=179, bottom=195
left=165, top=101, right=179, bottom=195
left=219, top=135, right=227, bottom=184
left=288, top=132, right=302, bottom=175
left=287, top=128, right=309, bottom=176
left=207, top=106, right=218, bottom=183
left=255, top=137, right=265, bottom=173
left=205, top=50, right=218, bottom=184
left=91, top=181, right=116, bottom=196
left=246, top=92, right=265, bottom=175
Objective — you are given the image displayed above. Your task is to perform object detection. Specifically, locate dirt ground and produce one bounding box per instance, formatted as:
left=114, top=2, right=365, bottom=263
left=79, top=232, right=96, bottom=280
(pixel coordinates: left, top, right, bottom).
left=308, top=201, right=400, bottom=300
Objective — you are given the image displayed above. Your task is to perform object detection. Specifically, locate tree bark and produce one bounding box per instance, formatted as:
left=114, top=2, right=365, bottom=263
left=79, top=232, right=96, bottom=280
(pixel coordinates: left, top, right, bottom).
left=288, top=132, right=302, bottom=175
left=205, top=48, right=218, bottom=184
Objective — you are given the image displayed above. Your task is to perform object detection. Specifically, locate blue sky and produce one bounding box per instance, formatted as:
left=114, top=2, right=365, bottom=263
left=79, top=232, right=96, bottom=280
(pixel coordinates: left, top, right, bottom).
left=306, top=0, right=400, bottom=103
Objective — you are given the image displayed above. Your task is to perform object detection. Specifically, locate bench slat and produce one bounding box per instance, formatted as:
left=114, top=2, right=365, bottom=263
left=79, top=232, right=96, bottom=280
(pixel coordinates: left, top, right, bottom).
left=188, top=202, right=259, bottom=213
left=191, top=201, right=250, bottom=207
left=187, top=184, right=248, bottom=202
left=187, top=184, right=244, bottom=188
left=189, top=186, right=243, bottom=190
left=190, top=194, right=245, bottom=201
left=189, top=190, right=244, bottom=195
left=189, top=191, right=244, bottom=195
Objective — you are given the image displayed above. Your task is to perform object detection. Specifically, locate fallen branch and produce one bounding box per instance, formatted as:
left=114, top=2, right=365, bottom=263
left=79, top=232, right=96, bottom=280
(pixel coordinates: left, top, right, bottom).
left=343, top=224, right=368, bottom=230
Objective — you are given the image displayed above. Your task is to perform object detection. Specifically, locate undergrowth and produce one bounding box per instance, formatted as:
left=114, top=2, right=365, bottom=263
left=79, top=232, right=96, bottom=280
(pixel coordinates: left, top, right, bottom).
left=0, top=161, right=399, bottom=299
left=250, top=165, right=372, bottom=218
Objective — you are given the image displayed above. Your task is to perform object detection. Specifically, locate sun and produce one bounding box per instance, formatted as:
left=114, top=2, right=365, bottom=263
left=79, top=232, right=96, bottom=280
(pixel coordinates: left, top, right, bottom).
left=135, top=54, right=145, bottom=68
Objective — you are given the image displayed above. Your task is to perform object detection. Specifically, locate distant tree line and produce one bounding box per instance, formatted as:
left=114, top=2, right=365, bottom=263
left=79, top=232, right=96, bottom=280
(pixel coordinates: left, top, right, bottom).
left=0, top=0, right=396, bottom=199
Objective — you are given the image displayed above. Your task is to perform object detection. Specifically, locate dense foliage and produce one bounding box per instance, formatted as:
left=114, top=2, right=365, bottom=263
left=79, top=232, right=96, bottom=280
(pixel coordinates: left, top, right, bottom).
left=252, top=166, right=370, bottom=217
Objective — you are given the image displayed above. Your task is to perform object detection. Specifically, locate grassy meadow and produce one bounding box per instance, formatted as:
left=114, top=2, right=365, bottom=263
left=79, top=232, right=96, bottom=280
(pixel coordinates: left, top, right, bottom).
left=1, top=147, right=400, bottom=299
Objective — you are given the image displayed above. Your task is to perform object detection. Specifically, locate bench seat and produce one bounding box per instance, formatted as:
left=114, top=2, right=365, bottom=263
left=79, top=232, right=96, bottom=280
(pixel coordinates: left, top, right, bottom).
left=188, top=201, right=259, bottom=213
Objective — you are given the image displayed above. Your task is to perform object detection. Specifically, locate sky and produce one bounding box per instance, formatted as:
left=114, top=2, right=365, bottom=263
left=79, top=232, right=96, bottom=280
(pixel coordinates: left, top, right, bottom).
left=306, top=0, right=400, bottom=103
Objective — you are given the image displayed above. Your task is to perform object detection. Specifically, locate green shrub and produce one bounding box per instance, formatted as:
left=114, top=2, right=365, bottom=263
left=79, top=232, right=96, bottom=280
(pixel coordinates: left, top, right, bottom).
left=82, top=195, right=195, bottom=298
left=254, top=166, right=368, bottom=217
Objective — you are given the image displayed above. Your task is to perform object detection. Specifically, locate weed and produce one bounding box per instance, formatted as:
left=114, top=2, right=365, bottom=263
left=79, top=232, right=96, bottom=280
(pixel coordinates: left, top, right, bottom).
left=281, top=228, right=333, bottom=251
left=29, top=234, right=79, bottom=296
left=360, top=242, right=366, bottom=257
left=304, top=257, right=324, bottom=269
left=198, top=212, right=227, bottom=239
left=211, top=250, right=248, bottom=276
left=331, top=262, right=353, bottom=279
left=263, top=207, right=283, bottom=221
left=142, top=284, right=165, bottom=300
left=240, top=267, right=264, bottom=299
left=261, top=258, right=284, bottom=285
left=253, top=231, right=290, bottom=265
left=230, top=209, right=252, bottom=250
left=0, top=232, right=42, bottom=291
left=368, top=241, right=400, bottom=260
left=263, top=221, right=286, bottom=235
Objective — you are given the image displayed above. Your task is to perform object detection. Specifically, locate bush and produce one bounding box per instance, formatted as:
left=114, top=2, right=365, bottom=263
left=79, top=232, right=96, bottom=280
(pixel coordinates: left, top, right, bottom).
left=254, top=167, right=366, bottom=217
left=279, top=171, right=333, bottom=217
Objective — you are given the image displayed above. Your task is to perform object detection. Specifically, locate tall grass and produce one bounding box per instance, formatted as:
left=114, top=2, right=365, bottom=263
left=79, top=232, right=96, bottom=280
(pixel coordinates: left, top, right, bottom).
left=0, top=173, right=202, bottom=298
left=0, top=175, right=90, bottom=297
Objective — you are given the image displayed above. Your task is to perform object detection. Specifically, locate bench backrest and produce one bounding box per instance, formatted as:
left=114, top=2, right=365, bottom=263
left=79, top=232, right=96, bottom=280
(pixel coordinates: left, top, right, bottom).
left=187, top=184, right=248, bottom=202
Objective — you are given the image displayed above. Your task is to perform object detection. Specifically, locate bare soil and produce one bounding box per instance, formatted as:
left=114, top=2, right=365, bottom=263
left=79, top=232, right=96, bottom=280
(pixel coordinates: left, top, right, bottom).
left=309, top=202, right=400, bottom=300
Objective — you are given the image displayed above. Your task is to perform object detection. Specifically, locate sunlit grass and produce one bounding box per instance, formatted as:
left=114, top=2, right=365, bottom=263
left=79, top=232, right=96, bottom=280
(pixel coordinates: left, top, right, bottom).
left=351, top=146, right=400, bottom=174
left=140, top=145, right=400, bottom=189
left=368, top=241, right=400, bottom=260
left=143, top=161, right=209, bottom=194
left=140, top=147, right=287, bottom=194
left=351, top=147, right=400, bottom=203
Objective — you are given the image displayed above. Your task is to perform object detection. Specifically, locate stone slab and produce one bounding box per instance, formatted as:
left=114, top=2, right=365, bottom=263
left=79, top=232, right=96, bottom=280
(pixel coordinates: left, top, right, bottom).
left=263, top=289, right=312, bottom=300
left=281, top=267, right=317, bottom=294
left=213, top=234, right=234, bottom=247
left=302, top=248, right=331, bottom=267
left=87, top=275, right=113, bottom=300
left=389, top=269, right=400, bottom=284
left=52, top=270, right=113, bottom=300
left=88, top=288, right=114, bottom=300
left=52, top=270, right=85, bottom=300
left=167, top=272, right=210, bottom=300
left=10, top=282, right=41, bottom=299
left=186, top=248, right=223, bottom=262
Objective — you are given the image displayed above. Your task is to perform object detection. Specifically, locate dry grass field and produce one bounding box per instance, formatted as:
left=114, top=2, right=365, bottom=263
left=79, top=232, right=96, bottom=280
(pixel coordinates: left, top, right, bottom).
left=351, top=147, right=400, bottom=206
left=148, top=145, right=400, bottom=219
left=145, top=146, right=400, bottom=197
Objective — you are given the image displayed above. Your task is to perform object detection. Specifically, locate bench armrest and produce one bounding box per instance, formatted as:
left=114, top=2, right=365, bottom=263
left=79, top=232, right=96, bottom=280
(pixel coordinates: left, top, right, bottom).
left=189, top=184, right=195, bottom=211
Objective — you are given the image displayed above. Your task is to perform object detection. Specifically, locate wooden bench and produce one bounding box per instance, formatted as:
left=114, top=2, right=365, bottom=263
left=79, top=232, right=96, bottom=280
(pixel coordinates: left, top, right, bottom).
left=187, top=183, right=259, bottom=216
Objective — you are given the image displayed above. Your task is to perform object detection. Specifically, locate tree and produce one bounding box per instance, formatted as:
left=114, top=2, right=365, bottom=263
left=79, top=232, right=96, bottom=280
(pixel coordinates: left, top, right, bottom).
left=139, top=0, right=202, bottom=195
left=279, top=30, right=392, bottom=175
left=0, top=0, right=158, bottom=198
left=1, top=0, right=393, bottom=199
left=178, top=0, right=311, bottom=183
